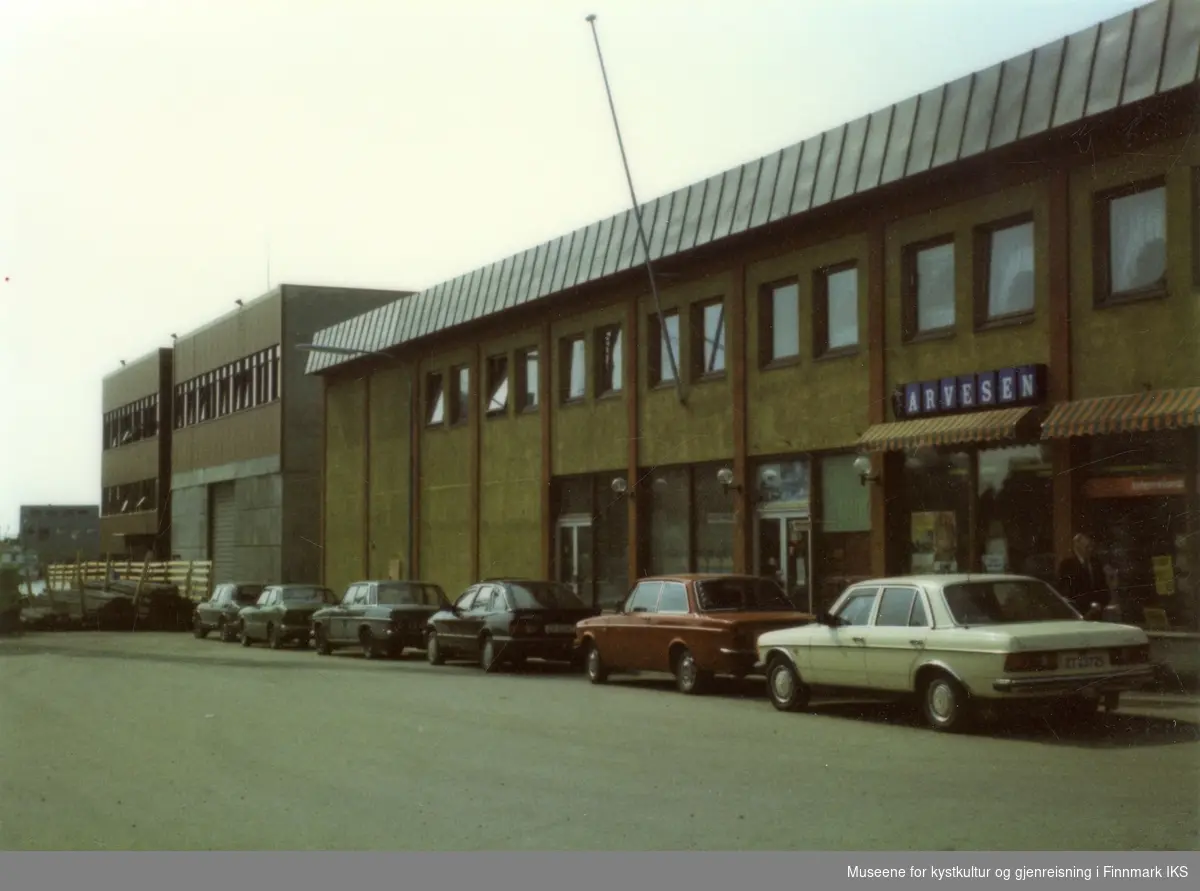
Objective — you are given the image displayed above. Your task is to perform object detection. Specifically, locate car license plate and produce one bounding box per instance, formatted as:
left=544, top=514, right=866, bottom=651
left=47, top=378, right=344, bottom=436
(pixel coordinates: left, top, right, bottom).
left=1061, top=651, right=1108, bottom=671
left=546, top=624, right=576, bottom=635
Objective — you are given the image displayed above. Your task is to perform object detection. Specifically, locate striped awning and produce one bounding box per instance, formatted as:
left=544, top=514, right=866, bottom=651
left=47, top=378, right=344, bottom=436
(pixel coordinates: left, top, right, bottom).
left=1041, top=387, right=1200, bottom=439
left=857, top=407, right=1036, bottom=452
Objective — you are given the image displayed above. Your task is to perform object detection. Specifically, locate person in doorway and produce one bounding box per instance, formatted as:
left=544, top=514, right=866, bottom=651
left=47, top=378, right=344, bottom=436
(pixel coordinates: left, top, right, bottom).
left=1057, top=533, right=1108, bottom=619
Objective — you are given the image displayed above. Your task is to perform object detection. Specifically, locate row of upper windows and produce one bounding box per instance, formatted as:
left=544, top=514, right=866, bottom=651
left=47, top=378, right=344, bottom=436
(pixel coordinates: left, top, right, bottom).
left=101, top=477, right=158, bottom=517
left=173, top=345, right=281, bottom=430
left=419, top=170, right=1194, bottom=425
left=103, top=394, right=160, bottom=451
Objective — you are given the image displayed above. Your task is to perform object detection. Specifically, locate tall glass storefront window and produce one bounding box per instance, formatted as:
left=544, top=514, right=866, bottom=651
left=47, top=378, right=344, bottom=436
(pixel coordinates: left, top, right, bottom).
left=644, top=463, right=735, bottom=576
left=693, top=464, right=734, bottom=573
left=819, top=453, right=872, bottom=610
left=646, top=466, right=690, bottom=575
left=904, top=448, right=972, bottom=574
left=1081, top=431, right=1196, bottom=631
left=553, top=473, right=628, bottom=610
left=976, top=444, right=1054, bottom=581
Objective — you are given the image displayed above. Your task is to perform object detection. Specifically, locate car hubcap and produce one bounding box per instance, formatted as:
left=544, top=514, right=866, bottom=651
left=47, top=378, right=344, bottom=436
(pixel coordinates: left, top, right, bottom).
left=428, top=637, right=437, bottom=658
left=484, top=641, right=493, bottom=666
left=929, top=681, right=955, bottom=722
left=679, top=655, right=695, bottom=688
left=771, top=666, right=795, bottom=702
left=587, top=648, right=600, bottom=676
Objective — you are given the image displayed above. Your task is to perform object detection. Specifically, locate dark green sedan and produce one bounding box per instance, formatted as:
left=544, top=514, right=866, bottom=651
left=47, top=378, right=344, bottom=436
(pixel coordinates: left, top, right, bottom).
left=238, top=585, right=339, bottom=650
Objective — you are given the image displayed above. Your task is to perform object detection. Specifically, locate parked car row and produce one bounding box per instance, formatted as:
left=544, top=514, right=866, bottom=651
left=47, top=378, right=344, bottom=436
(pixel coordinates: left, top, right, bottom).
left=190, top=572, right=1159, bottom=733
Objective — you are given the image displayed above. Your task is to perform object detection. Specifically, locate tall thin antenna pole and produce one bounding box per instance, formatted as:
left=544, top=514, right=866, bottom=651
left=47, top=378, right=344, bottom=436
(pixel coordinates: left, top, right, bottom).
left=585, top=14, right=685, bottom=406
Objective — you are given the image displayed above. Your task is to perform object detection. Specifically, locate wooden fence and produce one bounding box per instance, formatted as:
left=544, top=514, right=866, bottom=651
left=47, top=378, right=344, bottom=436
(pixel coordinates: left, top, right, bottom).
left=43, top=557, right=213, bottom=601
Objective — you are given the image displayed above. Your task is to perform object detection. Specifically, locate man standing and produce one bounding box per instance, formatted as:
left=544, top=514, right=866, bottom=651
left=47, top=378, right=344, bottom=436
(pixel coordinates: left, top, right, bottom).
left=1057, top=533, right=1108, bottom=618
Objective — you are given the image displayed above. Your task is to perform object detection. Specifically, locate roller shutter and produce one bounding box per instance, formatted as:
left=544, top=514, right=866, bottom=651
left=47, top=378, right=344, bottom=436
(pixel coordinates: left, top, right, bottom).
left=209, top=482, right=238, bottom=585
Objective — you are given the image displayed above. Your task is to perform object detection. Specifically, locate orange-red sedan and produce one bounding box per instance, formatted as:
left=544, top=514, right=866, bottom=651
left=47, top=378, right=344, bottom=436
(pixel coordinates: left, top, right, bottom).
left=574, top=574, right=813, bottom=695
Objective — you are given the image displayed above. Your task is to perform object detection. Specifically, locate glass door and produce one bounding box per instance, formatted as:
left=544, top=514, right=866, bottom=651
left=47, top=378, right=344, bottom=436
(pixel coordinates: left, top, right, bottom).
left=556, top=516, right=594, bottom=605
left=756, top=513, right=813, bottom=612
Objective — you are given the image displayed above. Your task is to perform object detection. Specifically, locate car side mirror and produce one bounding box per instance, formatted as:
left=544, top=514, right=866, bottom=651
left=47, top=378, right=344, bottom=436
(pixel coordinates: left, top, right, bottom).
left=816, top=611, right=840, bottom=627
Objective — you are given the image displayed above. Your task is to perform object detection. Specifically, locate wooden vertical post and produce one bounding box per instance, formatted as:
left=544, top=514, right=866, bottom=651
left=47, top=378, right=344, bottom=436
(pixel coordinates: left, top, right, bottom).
left=625, top=294, right=641, bottom=587
left=866, top=223, right=890, bottom=576
left=1047, top=168, right=1076, bottom=567
left=539, top=320, right=553, bottom=580
left=730, top=264, right=750, bottom=574
left=470, top=345, right=482, bottom=581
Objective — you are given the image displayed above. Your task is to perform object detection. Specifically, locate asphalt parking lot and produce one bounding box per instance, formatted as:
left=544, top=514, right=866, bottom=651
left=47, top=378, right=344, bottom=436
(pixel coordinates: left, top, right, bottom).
left=1, top=631, right=1197, bottom=851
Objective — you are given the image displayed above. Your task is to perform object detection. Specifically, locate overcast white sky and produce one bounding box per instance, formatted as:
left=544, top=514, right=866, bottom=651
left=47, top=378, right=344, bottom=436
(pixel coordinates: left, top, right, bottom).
left=0, top=0, right=1146, bottom=536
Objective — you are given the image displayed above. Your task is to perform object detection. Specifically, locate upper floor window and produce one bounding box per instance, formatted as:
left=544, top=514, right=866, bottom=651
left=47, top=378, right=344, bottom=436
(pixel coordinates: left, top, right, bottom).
left=761, top=281, right=800, bottom=365
left=903, top=237, right=955, bottom=339
left=814, top=264, right=858, bottom=354
left=648, top=310, right=681, bottom=386
left=449, top=365, right=470, bottom=426
left=1095, top=179, right=1167, bottom=305
left=560, top=336, right=586, bottom=403
left=595, top=324, right=622, bottom=396
left=977, top=217, right=1035, bottom=323
left=692, top=299, right=726, bottom=378
left=425, top=372, right=445, bottom=426
left=517, top=347, right=539, bottom=412
left=485, top=355, right=509, bottom=417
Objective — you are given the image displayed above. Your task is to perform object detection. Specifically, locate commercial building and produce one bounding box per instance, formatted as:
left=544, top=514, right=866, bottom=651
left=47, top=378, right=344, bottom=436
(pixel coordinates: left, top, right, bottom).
left=168, top=284, right=412, bottom=585
left=310, top=0, right=1199, bottom=635
left=101, top=348, right=174, bottom=559
left=18, top=505, right=101, bottom=567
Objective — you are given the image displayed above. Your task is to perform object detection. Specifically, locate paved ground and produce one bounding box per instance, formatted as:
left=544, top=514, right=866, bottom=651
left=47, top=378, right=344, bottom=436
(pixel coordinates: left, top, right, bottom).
left=1, top=631, right=1197, bottom=851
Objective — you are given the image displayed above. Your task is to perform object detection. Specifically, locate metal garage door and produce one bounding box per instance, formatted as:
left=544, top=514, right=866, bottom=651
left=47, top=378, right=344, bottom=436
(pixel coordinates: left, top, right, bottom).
left=209, top=482, right=237, bottom=585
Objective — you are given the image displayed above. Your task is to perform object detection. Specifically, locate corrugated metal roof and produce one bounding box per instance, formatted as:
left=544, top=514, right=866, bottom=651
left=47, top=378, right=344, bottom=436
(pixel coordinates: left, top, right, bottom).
left=307, top=0, right=1199, bottom=375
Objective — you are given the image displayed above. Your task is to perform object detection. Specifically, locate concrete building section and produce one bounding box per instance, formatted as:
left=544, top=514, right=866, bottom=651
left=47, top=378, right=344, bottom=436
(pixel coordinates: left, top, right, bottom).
left=100, top=348, right=173, bottom=558
left=168, top=284, right=413, bottom=587
left=18, top=505, right=101, bottom=566
left=311, top=0, right=1200, bottom=685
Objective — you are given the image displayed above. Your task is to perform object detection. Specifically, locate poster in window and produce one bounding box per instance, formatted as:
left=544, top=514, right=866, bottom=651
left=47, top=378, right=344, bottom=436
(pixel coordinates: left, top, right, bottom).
left=1152, top=555, right=1176, bottom=596
left=911, top=511, right=958, bottom=573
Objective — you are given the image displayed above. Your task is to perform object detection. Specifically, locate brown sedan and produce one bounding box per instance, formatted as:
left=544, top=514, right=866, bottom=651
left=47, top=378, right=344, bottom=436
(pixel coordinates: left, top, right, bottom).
left=574, top=574, right=813, bottom=695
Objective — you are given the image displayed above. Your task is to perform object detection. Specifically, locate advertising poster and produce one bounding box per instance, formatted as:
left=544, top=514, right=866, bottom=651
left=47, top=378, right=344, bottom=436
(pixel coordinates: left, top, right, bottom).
left=1152, top=555, right=1176, bottom=596
left=911, top=511, right=958, bottom=573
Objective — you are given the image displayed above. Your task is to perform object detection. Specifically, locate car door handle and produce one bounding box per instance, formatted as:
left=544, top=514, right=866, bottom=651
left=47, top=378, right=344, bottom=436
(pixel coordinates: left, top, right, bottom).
left=909, top=640, right=925, bottom=648
left=851, top=636, right=865, bottom=644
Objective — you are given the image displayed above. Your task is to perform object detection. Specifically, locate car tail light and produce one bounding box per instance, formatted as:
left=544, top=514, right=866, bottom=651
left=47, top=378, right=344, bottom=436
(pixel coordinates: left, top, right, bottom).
left=510, top=618, right=541, bottom=636
left=1004, top=651, right=1058, bottom=672
left=1111, top=644, right=1150, bottom=665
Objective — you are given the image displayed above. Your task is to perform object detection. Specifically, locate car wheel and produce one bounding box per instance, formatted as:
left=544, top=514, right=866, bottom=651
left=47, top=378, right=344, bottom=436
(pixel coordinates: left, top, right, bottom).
left=267, top=624, right=281, bottom=650
left=673, top=648, right=711, bottom=695
left=426, top=631, right=446, bottom=665
left=192, top=618, right=207, bottom=639
left=585, top=641, right=608, bottom=685
left=360, top=628, right=380, bottom=660
left=766, top=656, right=809, bottom=713
left=239, top=622, right=251, bottom=647
left=480, top=636, right=501, bottom=673
left=314, top=625, right=332, bottom=656
left=1054, top=695, right=1102, bottom=726
left=920, top=672, right=972, bottom=733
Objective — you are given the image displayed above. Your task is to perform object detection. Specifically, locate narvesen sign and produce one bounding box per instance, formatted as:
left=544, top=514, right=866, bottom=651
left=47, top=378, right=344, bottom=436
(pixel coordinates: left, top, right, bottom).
left=893, top=364, right=1048, bottom=420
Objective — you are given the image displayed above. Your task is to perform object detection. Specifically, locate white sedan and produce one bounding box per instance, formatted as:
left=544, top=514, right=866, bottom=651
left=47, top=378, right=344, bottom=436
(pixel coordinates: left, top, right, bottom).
left=755, top=574, right=1156, bottom=732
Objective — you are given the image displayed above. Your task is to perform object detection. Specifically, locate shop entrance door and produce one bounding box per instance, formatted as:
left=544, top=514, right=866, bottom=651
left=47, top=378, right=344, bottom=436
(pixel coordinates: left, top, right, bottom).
left=755, top=513, right=813, bottom=612
left=556, top=515, right=593, bottom=604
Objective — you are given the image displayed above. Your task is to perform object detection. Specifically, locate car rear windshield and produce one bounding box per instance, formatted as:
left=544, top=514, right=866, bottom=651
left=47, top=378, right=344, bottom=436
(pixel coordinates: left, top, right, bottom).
left=942, top=580, right=1079, bottom=625
left=376, top=583, right=444, bottom=606
left=234, top=586, right=264, bottom=605
left=282, top=587, right=338, bottom=605
left=695, top=578, right=793, bottom=612
left=507, top=582, right=587, bottom=610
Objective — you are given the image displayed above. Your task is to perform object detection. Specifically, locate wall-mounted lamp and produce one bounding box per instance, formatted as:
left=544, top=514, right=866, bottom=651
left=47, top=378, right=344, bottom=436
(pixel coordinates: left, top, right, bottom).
left=716, top=466, right=740, bottom=494
left=610, top=476, right=630, bottom=496
left=853, top=453, right=880, bottom=486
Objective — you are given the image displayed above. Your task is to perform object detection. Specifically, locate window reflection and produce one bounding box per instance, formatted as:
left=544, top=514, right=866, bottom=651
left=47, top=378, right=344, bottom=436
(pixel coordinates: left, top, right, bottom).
left=986, top=221, right=1035, bottom=318
left=976, top=444, right=1054, bottom=582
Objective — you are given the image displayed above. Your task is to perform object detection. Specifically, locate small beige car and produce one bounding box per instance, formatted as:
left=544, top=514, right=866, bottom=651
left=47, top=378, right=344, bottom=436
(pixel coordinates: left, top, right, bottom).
left=755, top=574, right=1155, bottom=732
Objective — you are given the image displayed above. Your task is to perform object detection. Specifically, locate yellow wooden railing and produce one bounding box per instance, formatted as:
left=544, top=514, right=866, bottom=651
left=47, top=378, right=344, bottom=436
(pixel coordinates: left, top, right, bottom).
left=43, top=555, right=213, bottom=601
